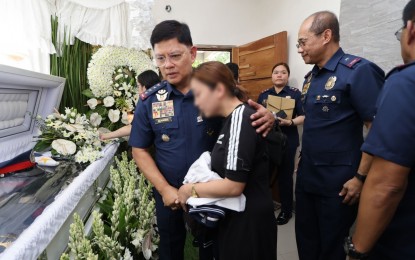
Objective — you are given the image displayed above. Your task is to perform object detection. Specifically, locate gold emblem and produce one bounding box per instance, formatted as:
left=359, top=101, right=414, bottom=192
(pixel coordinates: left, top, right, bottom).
left=156, top=89, right=168, bottom=101
left=316, top=95, right=321, bottom=101
left=331, top=96, right=337, bottom=102
left=325, top=76, right=337, bottom=90
left=322, top=106, right=329, bottom=112
left=161, top=134, right=170, bottom=142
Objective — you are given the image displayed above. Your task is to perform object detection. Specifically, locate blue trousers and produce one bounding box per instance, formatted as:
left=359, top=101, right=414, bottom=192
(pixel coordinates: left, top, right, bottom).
left=295, top=189, right=357, bottom=260
left=278, top=142, right=298, bottom=213
left=153, top=190, right=215, bottom=260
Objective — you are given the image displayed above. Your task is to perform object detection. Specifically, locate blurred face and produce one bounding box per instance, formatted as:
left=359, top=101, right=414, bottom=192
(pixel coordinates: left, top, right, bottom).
left=191, top=78, right=224, bottom=118
left=297, top=18, right=327, bottom=65
left=400, top=21, right=415, bottom=64
left=272, top=65, right=289, bottom=87
left=153, top=38, right=197, bottom=87
left=137, top=82, right=146, bottom=95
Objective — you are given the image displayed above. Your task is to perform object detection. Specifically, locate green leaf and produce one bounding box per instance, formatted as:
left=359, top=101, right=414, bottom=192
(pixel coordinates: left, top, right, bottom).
left=33, top=140, right=51, bottom=152
left=82, top=88, right=95, bottom=98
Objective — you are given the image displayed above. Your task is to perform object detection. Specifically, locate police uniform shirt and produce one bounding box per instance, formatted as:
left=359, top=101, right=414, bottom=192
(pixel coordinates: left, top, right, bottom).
left=129, top=81, right=221, bottom=188
left=257, top=85, right=304, bottom=146
left=299, top=48, right=385, bottom=195
left=361, top=61, right=415, bottom=259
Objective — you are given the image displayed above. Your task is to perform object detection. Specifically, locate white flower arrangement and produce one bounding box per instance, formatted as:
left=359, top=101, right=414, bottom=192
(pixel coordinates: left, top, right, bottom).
left=60, top=152, right=159, bottom=260
left=34, top=107, right=106, bottom=165
left=85, top=46, right=156, bottom=131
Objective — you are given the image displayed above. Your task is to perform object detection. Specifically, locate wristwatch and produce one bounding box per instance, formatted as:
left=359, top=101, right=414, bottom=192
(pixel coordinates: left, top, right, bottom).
left=344, top=236, right=370, bottom=259
left=355, top=173, right=367, bottom=183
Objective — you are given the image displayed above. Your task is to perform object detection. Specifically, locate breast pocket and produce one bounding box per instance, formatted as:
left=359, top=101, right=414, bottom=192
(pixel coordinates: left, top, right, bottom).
left=312, top=90, right=342, bottom=120
left=152, top=117, right=179, bottom=147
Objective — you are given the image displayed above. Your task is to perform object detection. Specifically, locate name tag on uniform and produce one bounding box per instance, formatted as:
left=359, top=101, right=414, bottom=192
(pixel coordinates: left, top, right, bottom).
left=152, top=100, right=174, bottom=119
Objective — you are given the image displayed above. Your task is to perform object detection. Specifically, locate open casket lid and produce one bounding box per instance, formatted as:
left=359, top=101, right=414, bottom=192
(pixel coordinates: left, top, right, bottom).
left=0, top=65, right=65, bottom=165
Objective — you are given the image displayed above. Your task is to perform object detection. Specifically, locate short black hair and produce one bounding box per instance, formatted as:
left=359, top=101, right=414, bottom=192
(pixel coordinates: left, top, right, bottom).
left=403, top=0, right=415, bottom=25
left=137, top=70, right=161, bottom=88
left=226, top=63, right=239, bottom=81
left=271, top=62, right=290, bottom=76
left=309, top=11, right=340, bottom=43
left=150, top=20, right=193, bottom=48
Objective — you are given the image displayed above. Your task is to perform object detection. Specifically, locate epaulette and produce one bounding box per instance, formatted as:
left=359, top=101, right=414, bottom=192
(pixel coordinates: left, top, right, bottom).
left=304, top=71, right=312, bottom=79
left=385, top=62, right=415, bottom=79
left=140, top=81, right=167, bottom=101
left=289, top=86, right=299, bottom=92
left=339, top=55, right=362, bottom=69
left=261, top=88, right=272, bottom=94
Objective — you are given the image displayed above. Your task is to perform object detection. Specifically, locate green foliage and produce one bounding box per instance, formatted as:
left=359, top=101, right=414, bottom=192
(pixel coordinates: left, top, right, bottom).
left=61, top=152, right=158, bottom=260
left=50, top=16, right=93, bottom=114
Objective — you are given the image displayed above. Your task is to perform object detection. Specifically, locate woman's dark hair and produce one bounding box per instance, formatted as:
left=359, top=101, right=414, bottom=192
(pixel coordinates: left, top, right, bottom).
left=226, top=62, right=239, bottom=81
left=193, top=61, right=248, bottom=102
left=271, top=62, right=290, bottom=76
left=150, top=20, right=193, bottom=48
left=137, top=70, right=161, bottom=88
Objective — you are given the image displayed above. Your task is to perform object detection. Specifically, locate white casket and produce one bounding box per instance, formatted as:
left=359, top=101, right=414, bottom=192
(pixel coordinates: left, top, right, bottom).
left=0, top=65, right=118, bottom=260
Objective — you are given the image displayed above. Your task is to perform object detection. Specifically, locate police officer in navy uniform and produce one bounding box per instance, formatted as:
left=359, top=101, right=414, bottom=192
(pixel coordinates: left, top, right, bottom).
left=295, top=11, right=385, bottom=260
left=345, top=1, right=415, bottom=259
left=257, top=62, right=305, bottom=225
left=129, top=20, right=276, bottom=260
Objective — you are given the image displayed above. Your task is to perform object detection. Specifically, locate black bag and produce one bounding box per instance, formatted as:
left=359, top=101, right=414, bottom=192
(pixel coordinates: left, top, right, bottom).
left=265, top=126, right=288, bottom=167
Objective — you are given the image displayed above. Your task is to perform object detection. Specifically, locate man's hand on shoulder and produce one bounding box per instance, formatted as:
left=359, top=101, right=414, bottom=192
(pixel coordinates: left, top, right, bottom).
left=247, top=99, right=275, bottom=137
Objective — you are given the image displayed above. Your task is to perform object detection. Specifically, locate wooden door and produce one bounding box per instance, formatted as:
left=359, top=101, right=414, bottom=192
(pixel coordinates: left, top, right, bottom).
left=232, top=32, right=288, bottom=102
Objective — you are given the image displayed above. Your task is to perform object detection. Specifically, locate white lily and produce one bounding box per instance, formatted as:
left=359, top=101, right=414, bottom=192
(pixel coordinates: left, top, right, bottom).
left=87, top=98, right=98, bottom=109
left=103, top=96, right=115, bottom=107
left=108, top=109, right=120, bottom=123
left=51, top=139, right=77, bottom=156
left=90, top=113, right=102, bottom=127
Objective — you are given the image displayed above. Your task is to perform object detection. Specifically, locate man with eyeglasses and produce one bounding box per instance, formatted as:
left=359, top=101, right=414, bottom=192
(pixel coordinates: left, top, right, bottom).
left=129, top=20, right=275, bottom=260
left=295, top=11, right=385, bottom=260
left=345, top=1, right=415, bottom=259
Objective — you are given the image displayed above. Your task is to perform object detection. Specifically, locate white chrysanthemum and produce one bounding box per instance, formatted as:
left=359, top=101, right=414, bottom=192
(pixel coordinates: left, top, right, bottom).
left=108, top=109, right=120, bottom=123
left=52, top=139, right=77, bottom=156
left=90, top=113, right=102, bottom=127
left=87, top=46, right=156, bottom=98
left=87, top=98, right=98, bottom=109
left=103, top=96, right=115, bottom=107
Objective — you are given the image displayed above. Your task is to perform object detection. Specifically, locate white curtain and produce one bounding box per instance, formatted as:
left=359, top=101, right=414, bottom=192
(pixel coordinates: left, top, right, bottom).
left=0, top=0, right=154, bottom=73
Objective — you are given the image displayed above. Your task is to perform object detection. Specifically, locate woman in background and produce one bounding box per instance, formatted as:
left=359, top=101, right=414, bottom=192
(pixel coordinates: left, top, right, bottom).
left=178, top=61, right=277, bottom=260
left=257, top=63, right=305, bottom=225
left=100, top=70, right=160, bottom=140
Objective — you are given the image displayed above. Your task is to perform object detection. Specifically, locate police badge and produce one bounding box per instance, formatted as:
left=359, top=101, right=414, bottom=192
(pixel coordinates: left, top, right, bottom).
left=156, top=89, right=168, bottom=101
left=325, top=76, right=337, bottom=90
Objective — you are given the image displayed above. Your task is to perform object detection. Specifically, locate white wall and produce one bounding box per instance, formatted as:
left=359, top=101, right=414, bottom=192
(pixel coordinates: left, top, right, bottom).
left=153, top=0, right=342, bottom=89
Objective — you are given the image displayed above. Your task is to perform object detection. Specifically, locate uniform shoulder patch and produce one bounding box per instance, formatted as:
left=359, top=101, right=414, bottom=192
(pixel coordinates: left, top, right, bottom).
left=340, top=55, right=362, bottom=69
left=140, top=81, right=167, bottom=101
left=289, top=86, right=299, bottom=92
left=261, top=88, right=272, bottom=94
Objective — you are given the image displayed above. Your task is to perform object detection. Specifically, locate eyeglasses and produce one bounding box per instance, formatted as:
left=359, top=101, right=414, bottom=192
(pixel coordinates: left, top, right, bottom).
left=296, top=31, right=325, bottom=49
left=395, top=25, right=406, bottom=41
left=154, top=51, right=188, bottom=67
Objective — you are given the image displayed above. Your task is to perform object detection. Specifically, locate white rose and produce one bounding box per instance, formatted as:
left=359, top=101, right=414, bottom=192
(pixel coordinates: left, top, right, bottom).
left=51, top=139, right=77, bottom=156
left=87, top=98, right=98, bottom=109
left=108, top=109, right=120, bottom=123
left=65, top=108, right=71, bottom=114
left=103, top=96, right=115, bottom=107
left=70, top=112, right=76, bottom=117
left=90, top=113, right=102, bottom=127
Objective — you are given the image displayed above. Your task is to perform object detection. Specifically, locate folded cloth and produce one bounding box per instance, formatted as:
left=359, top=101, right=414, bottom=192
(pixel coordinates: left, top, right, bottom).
left=183, top=151, right=246, bottom=212
left=188, top=205, right=226, bottom=228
